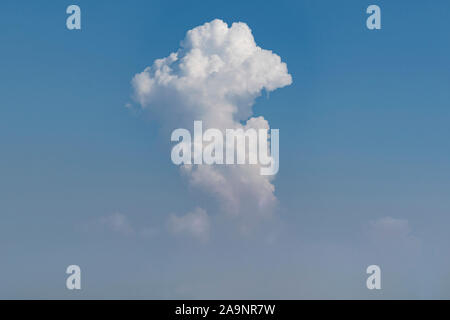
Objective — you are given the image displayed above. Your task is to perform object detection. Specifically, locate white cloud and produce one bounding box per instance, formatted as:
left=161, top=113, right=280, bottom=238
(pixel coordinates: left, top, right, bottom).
left=132, top=19, right=291, bottom=130
left=168, top=207, right=210, bottom=242
left=131, top=19, right=292, bottom=231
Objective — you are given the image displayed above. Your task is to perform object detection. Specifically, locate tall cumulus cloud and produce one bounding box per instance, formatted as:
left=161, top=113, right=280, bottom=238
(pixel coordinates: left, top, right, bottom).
left=131, top=19, right=292, bottom=237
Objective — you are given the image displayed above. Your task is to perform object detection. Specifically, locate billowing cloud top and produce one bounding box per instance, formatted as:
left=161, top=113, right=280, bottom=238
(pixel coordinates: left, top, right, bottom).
left=132, top=19, right=292, bottom=129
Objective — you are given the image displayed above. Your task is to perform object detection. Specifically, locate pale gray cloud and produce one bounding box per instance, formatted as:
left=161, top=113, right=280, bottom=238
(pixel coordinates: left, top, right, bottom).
left=168, top=207, right=210, bottom=242
left=366, top=216, right=421, bottom=252
left=99, top=212, right=135, bottom=235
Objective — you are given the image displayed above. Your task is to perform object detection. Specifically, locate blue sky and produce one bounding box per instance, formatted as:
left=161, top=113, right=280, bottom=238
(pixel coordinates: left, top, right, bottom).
left=0, top=0, right=449, bottom=298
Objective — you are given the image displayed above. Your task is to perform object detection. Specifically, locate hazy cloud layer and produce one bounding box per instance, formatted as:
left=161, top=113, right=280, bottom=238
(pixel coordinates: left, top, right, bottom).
left=168, top=207, right=210, bottom=242
left=366, top=216, right=421, bottom=253
left=86, top=213, right=158, bottom=239
left=98, top=212, right=134, bottom=235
